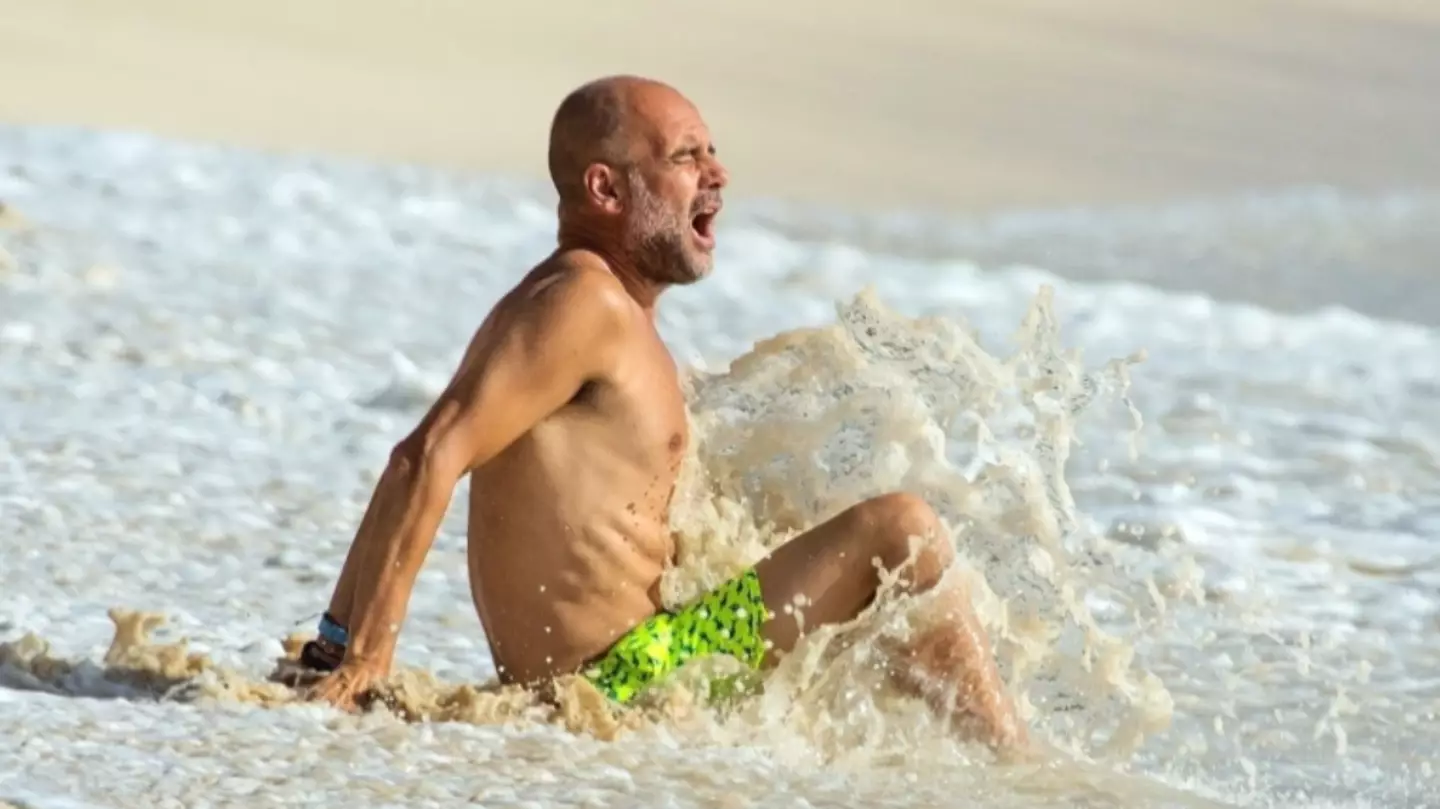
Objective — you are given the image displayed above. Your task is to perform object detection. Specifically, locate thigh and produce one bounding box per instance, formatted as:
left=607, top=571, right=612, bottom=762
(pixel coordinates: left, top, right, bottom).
left=752, top=502, right=893, bottom=661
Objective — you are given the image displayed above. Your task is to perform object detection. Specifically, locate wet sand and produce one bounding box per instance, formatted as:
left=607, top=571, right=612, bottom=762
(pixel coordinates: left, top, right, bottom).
left=2, top=0, right=1438, bottom=214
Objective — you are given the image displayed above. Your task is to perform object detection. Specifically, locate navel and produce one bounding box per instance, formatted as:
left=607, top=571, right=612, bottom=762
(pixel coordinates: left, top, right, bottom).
left=668, top=433, right=683, bottom=451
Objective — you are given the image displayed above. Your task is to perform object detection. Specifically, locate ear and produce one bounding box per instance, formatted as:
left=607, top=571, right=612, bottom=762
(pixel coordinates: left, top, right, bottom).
left=582, top=163, right=624, bottom=214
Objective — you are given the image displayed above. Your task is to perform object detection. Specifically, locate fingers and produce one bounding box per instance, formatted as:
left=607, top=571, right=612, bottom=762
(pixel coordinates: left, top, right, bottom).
left=302, top=668, right=370, bottom=712
left=308, top=686, right=361, bottom=713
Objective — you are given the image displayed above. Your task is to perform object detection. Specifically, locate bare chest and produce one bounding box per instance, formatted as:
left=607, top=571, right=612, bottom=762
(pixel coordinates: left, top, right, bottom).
left=479, top=329, right=689, bottom=493
left=591, top=333, right=689, bottom=464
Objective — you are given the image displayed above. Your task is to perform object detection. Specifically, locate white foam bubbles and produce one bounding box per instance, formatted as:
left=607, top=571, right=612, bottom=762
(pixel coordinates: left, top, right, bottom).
left=1, top=125, right=1437, bottom=807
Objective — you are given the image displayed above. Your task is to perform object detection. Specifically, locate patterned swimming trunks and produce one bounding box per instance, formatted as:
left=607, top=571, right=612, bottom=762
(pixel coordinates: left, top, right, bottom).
left=583, top=567, right=773, bottom=704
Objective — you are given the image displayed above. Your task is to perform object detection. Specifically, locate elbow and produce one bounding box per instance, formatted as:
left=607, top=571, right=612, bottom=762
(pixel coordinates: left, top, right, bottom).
left=388, top=426, right=465, bottom=488
left=379, top=437, right=453, bottom=516
left=386, top=437, right=425, bottom=481
left=388, top=396, right=478, bottom=486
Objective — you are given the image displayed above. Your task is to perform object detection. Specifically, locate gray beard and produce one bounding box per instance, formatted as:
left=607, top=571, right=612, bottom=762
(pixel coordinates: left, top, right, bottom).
left=626, top=185, right=704, bottom=285
left=632, top=229, right=700, bottom=285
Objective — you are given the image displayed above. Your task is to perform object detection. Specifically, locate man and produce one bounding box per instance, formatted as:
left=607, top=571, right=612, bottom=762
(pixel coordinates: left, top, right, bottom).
left=301, top=75, right=1027, bottom=750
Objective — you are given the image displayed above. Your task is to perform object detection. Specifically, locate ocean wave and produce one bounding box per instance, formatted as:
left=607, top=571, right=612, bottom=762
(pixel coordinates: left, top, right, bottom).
left=2, top=125, right=1437, bottom=808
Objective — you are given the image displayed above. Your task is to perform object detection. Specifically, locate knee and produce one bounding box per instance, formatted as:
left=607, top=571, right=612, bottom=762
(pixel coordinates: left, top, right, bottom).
left=852, top=492, right=953, bottom=589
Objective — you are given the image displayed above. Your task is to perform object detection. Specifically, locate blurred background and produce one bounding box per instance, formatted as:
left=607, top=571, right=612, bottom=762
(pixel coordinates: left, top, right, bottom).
left=5, top=0, right=1439, bottom=214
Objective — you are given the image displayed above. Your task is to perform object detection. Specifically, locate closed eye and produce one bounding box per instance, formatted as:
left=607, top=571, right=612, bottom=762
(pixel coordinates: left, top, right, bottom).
left=671, top=144, right=716, bottom=163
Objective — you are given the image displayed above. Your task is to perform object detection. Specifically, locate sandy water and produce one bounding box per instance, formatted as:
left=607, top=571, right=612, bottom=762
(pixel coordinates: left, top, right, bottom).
left=1, top=126, right=1438, bottom=808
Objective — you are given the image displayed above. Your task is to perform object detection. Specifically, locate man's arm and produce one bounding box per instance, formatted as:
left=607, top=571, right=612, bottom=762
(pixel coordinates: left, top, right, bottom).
left=318, top=266, right=633, bottom=684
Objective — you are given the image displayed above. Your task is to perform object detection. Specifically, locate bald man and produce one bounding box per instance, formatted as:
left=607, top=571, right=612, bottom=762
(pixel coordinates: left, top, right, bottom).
left=300, top=76, right=1027, bottom=751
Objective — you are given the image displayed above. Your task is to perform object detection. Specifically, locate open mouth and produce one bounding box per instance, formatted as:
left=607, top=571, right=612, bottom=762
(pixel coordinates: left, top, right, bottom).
left=690, top=207, right=719, bottom=248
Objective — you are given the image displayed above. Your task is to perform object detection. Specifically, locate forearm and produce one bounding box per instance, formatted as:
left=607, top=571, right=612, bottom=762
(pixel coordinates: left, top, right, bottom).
left=324, top=489, right=388, bottom=627
left=341, top=452, right=455, bottom=666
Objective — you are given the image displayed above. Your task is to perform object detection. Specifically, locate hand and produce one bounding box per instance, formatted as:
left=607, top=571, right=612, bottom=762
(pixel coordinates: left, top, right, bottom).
left=304, top=659, right=386, bottom=712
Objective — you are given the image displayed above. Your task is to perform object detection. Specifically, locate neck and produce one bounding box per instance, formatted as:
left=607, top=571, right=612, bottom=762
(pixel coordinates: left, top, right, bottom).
left=557, top=218, right=666, bottom=312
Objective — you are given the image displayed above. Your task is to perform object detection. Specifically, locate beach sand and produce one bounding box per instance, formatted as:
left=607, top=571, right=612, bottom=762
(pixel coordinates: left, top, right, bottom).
left=3, top=0, right=1438, bottom=214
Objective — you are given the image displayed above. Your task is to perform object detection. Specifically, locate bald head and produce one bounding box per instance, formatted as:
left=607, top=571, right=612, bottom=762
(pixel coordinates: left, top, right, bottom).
left=547, top=75, right=683, bottom=206
left=547, top=75, right=728, bottom=286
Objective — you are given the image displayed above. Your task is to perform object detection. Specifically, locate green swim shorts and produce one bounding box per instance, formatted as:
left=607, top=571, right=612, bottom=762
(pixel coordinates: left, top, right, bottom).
left=583, top=567, right=773, bottom=704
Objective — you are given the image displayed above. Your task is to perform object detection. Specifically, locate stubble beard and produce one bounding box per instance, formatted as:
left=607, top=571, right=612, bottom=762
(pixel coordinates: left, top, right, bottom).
left=625, top=182, right=710, bottom=286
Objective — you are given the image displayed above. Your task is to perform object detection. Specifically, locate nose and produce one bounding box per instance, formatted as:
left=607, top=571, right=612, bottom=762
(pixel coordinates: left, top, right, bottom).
left=703, top=154, right=729, bottom=190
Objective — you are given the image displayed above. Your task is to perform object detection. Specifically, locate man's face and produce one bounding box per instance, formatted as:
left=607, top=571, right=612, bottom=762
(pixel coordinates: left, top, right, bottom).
left=619, top=92, right=728, bottom=285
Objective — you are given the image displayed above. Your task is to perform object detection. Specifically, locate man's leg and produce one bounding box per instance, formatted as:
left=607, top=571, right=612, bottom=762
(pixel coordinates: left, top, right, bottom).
left=752, top=492, right=1027, bottom=750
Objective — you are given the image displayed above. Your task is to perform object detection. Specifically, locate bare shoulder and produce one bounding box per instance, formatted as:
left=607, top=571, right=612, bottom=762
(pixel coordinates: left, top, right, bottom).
left=510, top=250, right=638, bottom=325
left=453, top=250, right=641, bottom=382
left=405, top=251, right=646, bottom=469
